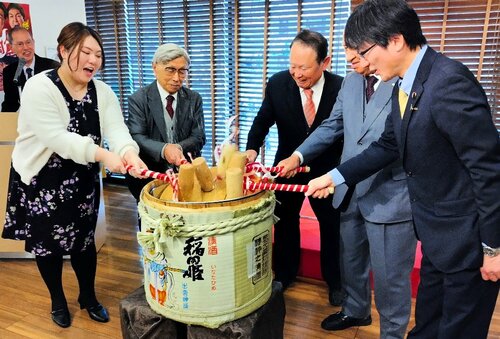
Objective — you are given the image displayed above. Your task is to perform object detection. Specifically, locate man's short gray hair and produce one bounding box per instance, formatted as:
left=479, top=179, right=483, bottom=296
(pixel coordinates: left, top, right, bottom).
left=152, top=43, right=190, bottom=65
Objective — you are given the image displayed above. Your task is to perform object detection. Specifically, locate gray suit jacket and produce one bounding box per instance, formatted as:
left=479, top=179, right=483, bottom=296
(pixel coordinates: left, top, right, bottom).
left=126, top=81, right=205, bottom=173
left=297, top=72, right=411, bottom=224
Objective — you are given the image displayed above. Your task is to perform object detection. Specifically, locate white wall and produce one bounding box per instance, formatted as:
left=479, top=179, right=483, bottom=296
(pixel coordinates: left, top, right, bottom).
left=11, top=0, right=86, bottom=59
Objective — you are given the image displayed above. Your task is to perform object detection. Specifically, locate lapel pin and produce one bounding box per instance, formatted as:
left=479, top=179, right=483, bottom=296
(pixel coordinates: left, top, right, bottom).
left=411, top=92, right=417, bottom=99
left=410, top=105, right=418, bottom=111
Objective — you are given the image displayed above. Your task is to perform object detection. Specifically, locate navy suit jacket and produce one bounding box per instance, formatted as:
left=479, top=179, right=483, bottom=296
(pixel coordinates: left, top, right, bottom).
left=2, top=54, right=59, bottom=112
left=246, top=70, right=344, bottom=182
left=337, top=47, right=500, bottom=273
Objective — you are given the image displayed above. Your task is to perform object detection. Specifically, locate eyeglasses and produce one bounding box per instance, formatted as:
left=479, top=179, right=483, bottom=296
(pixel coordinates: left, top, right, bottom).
left=164, top=66, right=189, bottom=78
left=358, top=43, right=376, bottom=59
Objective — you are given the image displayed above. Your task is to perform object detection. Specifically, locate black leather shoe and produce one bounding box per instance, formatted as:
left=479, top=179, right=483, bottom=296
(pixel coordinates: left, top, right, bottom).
left=273, top=278, right=293, bottom=291
left=83, top=303, right=109, bottom=323
left=321, top=311, right=371, bottom=331
left=329, top=289, right=346, bottom=306
left=51, top=308, right=71, bottom=328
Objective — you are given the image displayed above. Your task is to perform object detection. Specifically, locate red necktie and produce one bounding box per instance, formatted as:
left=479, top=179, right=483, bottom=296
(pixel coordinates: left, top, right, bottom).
left=366, top=76, right=378, bottom=102
left=166, top=95, right=174, bottom=119
left=303, top=88, right=315, bottom=127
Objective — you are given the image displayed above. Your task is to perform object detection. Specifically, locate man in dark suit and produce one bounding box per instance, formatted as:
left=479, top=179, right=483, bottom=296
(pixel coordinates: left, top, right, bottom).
left=306, top=1, right=500, bottom=337
left=126, top=43, right=205, bottom=202
left=245, top=30, right=344, bottom=305
left=2, top=26, right=59, bottom=112
left=279, top=46, right=416, bottom=337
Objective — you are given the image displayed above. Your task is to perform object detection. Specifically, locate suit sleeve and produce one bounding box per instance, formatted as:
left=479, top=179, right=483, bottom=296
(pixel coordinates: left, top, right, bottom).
left=431, top=71, right=500, bottom=247
left=297, top=77, right=346, bottom=163
left=246, top=79, right=276, bottom=153
left=2, top=65, right=19, bottom=112
left=337, top=108, right=400, bottom=186
left=177, top=91, right=206, bottom=155
left=126, top=91, right=165, bottom=163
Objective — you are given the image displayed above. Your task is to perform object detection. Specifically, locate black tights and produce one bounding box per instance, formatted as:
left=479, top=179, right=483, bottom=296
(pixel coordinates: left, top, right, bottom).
left=35, top=243, right=98, bottom=311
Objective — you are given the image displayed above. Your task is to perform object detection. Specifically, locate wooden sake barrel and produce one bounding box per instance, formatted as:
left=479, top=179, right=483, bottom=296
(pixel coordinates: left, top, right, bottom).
left=137, top=180, right=275, bottom=328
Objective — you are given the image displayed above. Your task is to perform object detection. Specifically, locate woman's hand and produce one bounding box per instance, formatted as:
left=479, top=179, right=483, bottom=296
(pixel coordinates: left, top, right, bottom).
left=95, top=147, right=127, bottom=174
left=123, top=150, right=149, bottom=178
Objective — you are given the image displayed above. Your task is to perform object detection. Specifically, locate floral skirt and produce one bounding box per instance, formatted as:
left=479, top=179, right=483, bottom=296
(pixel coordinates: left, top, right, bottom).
left=2, top=154, right=100, bottom=256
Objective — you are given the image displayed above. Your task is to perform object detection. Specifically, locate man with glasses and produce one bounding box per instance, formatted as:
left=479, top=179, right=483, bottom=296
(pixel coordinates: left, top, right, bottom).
left=2, top=26, right=59, bottom=112
left=278, top=45, right=416, bottom=337
left=245, top=30, right=345, bottom=306
left=126, top=43, right=205, bottom=202
left=306, top=0, right=500, bottom=337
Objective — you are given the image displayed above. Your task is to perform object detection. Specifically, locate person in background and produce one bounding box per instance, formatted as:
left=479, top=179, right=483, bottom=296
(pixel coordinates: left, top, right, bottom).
left=306, top=0, right=500, bottom=337
left=126, top=43, right=205, bottom=202
left=2, top=22, right=147, bottom=329
left=245, top=29, right=345, bottom=305
left=2, top=26, right=59, bottom=112
left=0, top=2, right=16, bottom=93
left=7, top=3, right=26, bottom=29
left=278, top=46, right=416, bottom=337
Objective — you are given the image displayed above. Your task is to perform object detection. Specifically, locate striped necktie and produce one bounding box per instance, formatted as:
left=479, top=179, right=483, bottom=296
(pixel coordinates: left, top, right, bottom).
left=303, top=88, right=315, bottom=127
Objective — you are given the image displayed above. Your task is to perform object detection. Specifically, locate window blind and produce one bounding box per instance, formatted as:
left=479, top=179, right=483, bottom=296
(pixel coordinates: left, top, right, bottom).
left=85, top=0, right=350, bottom=167
left=409, top=0, right=500, bottom=131
left=350, top=0, right=500, bottom=131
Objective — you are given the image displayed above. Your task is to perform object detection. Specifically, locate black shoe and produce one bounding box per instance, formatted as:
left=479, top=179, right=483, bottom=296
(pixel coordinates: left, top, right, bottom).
left=273, top=278, right=293, bottom=291
left=51, top=307, right=71, bottom=328
left=82, top=303, right=109, bottom=323
left=321, top=311, right=371, bottom=331
left=328, top=289, right=346, bottom=306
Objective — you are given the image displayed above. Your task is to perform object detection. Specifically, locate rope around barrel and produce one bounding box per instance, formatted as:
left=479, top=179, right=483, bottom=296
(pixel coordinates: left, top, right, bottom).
left=136, top=194, right=276, bottom=255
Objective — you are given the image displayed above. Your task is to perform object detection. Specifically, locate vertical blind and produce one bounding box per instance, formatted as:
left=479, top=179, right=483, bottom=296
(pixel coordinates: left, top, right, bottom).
left=86, top=0, right=499, bottom=167
left=351, top=0, right=500, bottom=131
left=85, top=0, right=350, bottom=166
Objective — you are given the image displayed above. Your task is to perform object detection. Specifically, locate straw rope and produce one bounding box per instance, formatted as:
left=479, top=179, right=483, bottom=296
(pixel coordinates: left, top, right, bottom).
left=136, top=195, right=276, bottom=256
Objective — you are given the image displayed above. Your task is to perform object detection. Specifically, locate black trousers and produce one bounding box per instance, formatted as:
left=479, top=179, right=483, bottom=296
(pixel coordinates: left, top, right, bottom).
left=272, top=188, right=342, bottom=291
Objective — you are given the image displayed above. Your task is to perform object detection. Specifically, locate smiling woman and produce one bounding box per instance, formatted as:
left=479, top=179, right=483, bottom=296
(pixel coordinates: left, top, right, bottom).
left=1, top=21, right=147, bottom=329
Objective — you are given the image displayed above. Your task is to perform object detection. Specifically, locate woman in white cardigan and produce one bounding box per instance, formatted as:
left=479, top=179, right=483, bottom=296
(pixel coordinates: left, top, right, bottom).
left=2, top=22, right=147, bottom=328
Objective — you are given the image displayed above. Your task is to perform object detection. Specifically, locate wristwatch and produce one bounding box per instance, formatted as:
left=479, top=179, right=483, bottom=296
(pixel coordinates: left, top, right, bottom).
left=483, top=245, right=500, bottom=257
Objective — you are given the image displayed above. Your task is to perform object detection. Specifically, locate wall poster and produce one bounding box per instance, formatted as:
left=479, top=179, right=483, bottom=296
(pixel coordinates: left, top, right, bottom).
left=0, top=2, right=31, bottom=105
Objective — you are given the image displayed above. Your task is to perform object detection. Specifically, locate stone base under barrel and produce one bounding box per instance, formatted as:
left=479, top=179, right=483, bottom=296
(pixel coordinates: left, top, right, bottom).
left=119, top=281, right=286, bottom=339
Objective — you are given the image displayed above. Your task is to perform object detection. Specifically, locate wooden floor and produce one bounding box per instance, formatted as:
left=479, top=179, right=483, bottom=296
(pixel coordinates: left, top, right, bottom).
left=1, top=182, right=499, bottom=339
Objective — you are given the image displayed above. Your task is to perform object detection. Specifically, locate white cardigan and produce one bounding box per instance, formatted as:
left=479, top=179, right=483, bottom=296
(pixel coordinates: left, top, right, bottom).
left=13, top=71, right=139, bottom=184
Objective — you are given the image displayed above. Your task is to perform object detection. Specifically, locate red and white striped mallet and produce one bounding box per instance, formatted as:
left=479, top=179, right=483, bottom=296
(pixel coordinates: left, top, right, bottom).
left=125, top=165, right=171, bottom=182
left=126, top=165, right=180, bottom=201
left=245, top=162, right=310, bottom=174
left=244, top=180, right=334, bottom=194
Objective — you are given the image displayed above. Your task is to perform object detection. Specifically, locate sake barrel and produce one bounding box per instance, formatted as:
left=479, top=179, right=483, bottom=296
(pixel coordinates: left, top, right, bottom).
left=137, top=180, right=276, bottom=328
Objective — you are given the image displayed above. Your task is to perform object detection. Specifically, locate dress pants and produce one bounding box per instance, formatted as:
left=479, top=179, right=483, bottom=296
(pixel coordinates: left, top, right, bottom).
left=408, top=251, right=499, bottom=339
left=340, top=192, right=417, bottom=339
left=272, top=188, right=341, bottom=291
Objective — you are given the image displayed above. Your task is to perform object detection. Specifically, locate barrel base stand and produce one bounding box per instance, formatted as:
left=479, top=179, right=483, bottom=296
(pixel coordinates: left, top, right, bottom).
left=120, top=281, right=286, bottom=339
